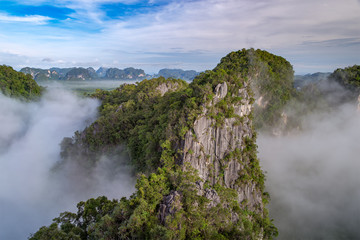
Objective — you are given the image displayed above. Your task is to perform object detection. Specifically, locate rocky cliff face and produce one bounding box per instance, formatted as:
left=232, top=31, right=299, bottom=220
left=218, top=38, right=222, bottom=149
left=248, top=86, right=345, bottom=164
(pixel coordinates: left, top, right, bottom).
left=20, top=67, right=61, bottom=80
left=156, top=74, right=267, bottom=234
left=155, top=50, right=289, bottom=238
left=155, top=81, right=181, bottom=96
left=64, top=67, right=93, bottom=80
left=20, top=66, right=148, bottom=81
left=181, top=81, right=262, bottom=209
left=31, top=50, right=280, bottom=240
left=105, top=67, right=146, bottom=79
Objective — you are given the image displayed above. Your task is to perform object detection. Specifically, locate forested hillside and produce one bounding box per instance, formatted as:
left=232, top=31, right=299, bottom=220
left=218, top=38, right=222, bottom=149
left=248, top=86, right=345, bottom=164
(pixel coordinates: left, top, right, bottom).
left=214, top=49, right=295, bottom=130
left=330, top=65, right=360, bottom=93
left=0, top=65, right=43, bottom=100
left=29, top=49, right=296, bottom=239
left=14, top=48, right=360, bottom=239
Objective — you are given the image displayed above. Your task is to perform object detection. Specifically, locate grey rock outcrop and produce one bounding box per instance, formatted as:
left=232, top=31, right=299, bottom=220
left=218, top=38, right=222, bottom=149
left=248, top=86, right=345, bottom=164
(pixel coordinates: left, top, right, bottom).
left=179, top=81, right=263, bottom=212
left=204, top=188, right=221, bottom=208
left=159, top=191, right=182, bottom=225
left=155, top=82, right=181, bottom=96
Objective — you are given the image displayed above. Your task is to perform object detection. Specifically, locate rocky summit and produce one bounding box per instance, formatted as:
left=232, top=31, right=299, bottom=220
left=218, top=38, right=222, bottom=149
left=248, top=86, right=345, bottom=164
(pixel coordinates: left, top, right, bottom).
left=29, top=49, right=294, bottom=239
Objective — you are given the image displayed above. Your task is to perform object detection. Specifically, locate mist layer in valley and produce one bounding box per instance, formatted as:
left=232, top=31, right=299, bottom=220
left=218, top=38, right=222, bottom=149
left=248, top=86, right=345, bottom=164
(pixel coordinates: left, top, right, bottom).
left=0, top=88, right=135, bottom=240
left=37, top=79, right=138, bottom=94
left=2, top=66, right=360, bottom=239
left=258, top=79, right=360, bottom=239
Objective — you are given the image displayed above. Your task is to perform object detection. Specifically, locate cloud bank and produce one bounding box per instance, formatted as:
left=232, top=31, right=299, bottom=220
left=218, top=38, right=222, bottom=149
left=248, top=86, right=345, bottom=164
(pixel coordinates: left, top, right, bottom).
left=0, top=0, right=359, bottom=73
left=0, top=88, right=135, bottom=240
left=258, top=103, right=360, bottom=239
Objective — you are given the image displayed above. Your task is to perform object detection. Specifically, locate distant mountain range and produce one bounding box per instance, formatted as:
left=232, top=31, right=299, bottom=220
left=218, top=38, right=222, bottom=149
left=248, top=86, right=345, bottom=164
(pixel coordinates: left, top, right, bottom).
left=294, top=72, right=331, bottom=89
left=20, top=67, right=200, bottom=81
left=153, top=68, right=199, bottom=80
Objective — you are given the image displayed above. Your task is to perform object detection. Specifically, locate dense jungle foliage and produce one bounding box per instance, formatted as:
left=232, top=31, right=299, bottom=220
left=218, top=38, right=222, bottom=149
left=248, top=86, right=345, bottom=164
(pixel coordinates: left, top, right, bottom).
left=30, top=49, right=290, bottom=239
left=330, top=65, right=360, bottom=93
left=0, top=65, right=43, bottom=100
left=214, top=49, right=295, bottom=129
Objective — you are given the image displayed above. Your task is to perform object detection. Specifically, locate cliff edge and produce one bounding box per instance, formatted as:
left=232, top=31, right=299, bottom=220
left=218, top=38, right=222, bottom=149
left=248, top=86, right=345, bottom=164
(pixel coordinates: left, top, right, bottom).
left=30, top=49, right=289, bottom=239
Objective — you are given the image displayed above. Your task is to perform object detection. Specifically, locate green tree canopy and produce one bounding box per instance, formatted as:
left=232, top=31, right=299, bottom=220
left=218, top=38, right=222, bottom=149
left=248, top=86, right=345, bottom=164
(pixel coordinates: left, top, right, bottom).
left=0, top=65, right=43, bottom=100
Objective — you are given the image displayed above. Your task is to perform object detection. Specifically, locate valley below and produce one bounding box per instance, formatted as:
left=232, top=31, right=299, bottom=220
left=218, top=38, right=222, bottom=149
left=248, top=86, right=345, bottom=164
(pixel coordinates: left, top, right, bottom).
left=1, top=49, right=359, bottom=239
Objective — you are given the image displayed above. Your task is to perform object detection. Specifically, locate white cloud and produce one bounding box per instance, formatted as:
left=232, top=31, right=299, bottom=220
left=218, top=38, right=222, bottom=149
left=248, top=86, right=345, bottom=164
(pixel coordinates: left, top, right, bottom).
left=0, top=13, right=52, bottom=24
left=1, top=0, right=360, bottom=73
left=98, top=0, right=360, bottom=53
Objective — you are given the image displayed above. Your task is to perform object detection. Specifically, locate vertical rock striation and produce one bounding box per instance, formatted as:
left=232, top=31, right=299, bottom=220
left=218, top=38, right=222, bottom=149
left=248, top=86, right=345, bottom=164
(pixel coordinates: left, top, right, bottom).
left=181, top=80, right=263, bottom=210
left=156, top=49, right=294, bottom=238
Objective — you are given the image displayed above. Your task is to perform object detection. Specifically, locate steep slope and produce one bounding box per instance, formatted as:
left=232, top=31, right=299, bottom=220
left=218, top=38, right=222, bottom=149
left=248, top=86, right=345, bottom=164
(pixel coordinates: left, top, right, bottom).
left=105, top=67, right=146, bottom=79
left=0, top=65, right=43, bottom=100
left=278, top=66, right=360, bottom=133
left=330, top=65, right=360, bottom=91
left=96, top=67, right=108, bottom=77
left=216, top=49, right=295, bottom=130
left=30, top=49, right=285, bottom=239
left=20, top=67, right=73, bottom=80
left=64, top=67, right=95, bottom=81
left=20, top=67, right=61, bottom=80
left=157, top=68, right=199, bottom=81
left=329, top=65, right=360, bottom=104
left=20, top=66, right=148, bottom=81
left=294, top=72, right=331, bottom=89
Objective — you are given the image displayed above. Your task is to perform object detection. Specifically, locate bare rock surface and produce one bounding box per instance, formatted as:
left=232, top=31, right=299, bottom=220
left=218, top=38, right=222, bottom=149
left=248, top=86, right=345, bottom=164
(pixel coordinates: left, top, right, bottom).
left=179, top=81, right=263, bottom=212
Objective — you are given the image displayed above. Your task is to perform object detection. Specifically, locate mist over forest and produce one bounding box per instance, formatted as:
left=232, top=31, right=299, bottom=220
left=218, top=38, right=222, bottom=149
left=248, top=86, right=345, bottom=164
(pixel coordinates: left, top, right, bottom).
left=257, top=72, right=360, bottom=239
left=1, top=50, right=360, bottom=240
left=259, top=103, right=360, bottom=239
left=1, top=0, right=360, bottom=238
left=0, top=88, right=135, bottom=240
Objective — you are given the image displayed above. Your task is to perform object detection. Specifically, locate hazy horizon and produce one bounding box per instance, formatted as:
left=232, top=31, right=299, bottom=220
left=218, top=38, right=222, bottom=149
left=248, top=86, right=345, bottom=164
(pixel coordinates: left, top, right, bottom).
left=12, top=64, right=348, bottom=76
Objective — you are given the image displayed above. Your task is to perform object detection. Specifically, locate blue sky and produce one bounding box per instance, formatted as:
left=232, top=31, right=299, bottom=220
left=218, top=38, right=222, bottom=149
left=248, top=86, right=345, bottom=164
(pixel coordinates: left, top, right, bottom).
left=0, top=0, right=359, bottom=74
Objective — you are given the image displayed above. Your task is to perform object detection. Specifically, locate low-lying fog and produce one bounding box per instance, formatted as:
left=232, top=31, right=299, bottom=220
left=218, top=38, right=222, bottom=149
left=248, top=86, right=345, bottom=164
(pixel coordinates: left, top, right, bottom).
left=0, top=87, right=135, bottom=240
left=38, top=79, right=137, bottom=93
left=1, top=78, right=359, bottom=239
left=259, top=103, right=360, bottom=239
